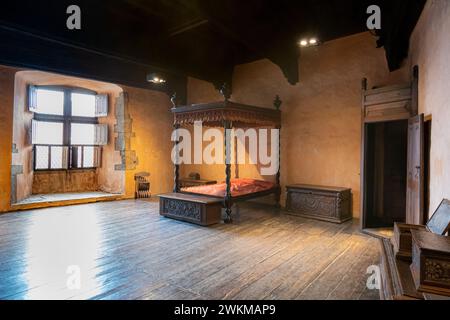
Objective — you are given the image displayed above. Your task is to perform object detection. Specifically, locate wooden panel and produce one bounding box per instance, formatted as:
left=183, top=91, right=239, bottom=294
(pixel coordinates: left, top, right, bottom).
left=393, top=222, right=427, bottom=261
left=32, top=170, right=98, bottom=194
left=406, top=114, right=425, bottom=225
left=172, top=101, right=281, bottom=127
left=364, top=87, right=411, bottom=106
left=364, top=84, right=412, bottom=96
left=288, top=192, right=336, bottom=217
left=159, top=193, right=222, bottom=226
left=410, top=230, right=450, bottom=296
left=364, top=100, right=411, bottom=123
left=379, top=238, right=424, bottom=300
left=362, top=81, right=415, bottom=124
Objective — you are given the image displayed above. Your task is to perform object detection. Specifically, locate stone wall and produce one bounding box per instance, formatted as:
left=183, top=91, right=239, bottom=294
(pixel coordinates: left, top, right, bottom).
left=0, top=67, right=173, bottom=212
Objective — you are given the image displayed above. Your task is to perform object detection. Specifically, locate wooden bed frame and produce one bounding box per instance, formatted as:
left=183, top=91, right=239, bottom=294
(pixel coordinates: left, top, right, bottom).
left=160, top=85, right=282, bottom=225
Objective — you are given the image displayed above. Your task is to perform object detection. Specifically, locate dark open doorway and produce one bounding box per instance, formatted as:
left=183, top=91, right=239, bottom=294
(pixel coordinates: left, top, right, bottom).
left=364, top=120, right=408, bottom=229
left=423, top=117, right=432, bottom=220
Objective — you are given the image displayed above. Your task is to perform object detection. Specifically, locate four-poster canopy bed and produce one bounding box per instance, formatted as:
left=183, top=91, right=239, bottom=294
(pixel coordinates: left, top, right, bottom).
left=159, top=89, right=282, bottom=226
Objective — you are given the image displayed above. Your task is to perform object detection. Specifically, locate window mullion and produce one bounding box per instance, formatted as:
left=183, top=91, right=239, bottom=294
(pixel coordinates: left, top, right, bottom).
left=63, top=90, right=71, bottom=169
left=81, top=146, right=85, bottom=169
left=48, top=146, right=51, bottom=170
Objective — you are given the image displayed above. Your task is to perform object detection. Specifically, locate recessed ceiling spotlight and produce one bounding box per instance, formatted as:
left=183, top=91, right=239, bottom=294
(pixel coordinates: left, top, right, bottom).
left=146, top=73, right=166, bottom=84
left=298, top=37, right=320, bottom=48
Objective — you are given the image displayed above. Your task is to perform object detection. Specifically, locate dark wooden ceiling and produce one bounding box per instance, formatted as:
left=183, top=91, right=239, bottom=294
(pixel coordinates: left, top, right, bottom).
left=0, top=0, right=425, bottom=96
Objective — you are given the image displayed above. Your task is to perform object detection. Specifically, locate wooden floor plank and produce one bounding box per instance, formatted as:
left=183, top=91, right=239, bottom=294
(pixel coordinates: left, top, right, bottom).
left=0, top=199, right=380, bottom=300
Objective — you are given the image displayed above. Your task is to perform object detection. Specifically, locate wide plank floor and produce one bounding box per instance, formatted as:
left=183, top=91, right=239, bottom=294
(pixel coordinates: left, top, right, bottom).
left=0, top=199, right=380, bottom=300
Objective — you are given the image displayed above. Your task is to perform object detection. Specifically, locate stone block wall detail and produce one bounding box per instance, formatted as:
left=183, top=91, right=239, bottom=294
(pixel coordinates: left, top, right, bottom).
left=114, top=92, right=138, bottom=171
left=10, top=164, right=23, bottom=204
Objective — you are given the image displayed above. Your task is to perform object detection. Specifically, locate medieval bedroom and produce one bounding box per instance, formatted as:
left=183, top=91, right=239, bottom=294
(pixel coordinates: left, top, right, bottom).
left=0, top=0, right=449, bottom=308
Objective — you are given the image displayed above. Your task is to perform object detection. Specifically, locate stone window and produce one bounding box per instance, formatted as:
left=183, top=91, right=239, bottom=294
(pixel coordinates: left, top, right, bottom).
left=29, top=85, right=108, bottom=171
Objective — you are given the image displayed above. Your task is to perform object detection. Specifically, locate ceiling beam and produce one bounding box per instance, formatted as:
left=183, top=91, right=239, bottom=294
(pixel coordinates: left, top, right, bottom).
left=169, top=18, right=209, bottom=37
left=0, top=23, right=188, bottom=99
left=194, top=1, right=300, bottom=85
left=375, top=0, right=426, bottom=71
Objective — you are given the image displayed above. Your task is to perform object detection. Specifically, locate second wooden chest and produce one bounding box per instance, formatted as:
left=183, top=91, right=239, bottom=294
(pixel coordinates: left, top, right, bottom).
left=286, top=184, right=352, bottom=224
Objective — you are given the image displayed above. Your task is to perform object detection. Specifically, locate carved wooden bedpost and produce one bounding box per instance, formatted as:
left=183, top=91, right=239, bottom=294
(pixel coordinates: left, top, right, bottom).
left=219, top=83, right=233, bottom=222
left=224, top=119, right=233, bottom=223
left=172, top=93, right=180, bottom=193
left=274, top=95, right=282, bottom=208
left=220, top=83, right=231, bottom=102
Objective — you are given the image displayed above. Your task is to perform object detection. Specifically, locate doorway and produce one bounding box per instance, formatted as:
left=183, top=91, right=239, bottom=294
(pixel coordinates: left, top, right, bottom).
left=423, top=117, right=432, bottom=219
left=363, top=120, right=408, bottom=229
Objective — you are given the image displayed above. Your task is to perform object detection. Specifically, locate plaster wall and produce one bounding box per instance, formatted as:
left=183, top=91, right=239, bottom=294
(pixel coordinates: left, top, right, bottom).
left=408, top=0, right=450, bottom=217
left=122, top=85, right=174, bottom=199
left=186, top=32, right=409, bottom=216
left=0, top=66, right=15, bottom=210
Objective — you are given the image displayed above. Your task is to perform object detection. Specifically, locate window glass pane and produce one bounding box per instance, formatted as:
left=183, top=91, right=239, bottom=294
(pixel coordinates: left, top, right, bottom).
left=83, top=146, right=95, bottom=168
left=34, top=121, right=64, bottom=145
left=35, top=146, right=49, bottom=170
left=71, top=123, right=95, bottom=145
left=50, top=146, right=63, bottom=169
left=71, top=93, right=96, bottom=117
left=76, top=146, right=82, bottom=168
left=36, top=89, right=64, bottom=115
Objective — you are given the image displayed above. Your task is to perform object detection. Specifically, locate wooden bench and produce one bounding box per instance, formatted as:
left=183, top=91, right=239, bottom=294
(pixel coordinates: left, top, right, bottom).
left=159, top=193, right=223, bottom=226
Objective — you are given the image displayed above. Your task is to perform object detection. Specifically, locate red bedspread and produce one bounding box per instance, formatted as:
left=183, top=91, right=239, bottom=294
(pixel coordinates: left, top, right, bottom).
left=181, top=178, right=276, bottom=197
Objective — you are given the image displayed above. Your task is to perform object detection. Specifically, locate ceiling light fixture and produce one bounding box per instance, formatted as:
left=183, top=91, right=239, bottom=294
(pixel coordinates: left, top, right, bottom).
left=146, top=73, right=166, bottom=84
left=298, top=37, right=320, bottom=48
left=299, top=39, right=308, bottom=47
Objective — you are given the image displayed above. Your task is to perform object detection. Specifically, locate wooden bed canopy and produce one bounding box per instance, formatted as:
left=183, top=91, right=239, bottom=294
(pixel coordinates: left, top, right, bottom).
left=172, top=101, right=281, bottom=127
left=166, top=87, right=282, bottom=224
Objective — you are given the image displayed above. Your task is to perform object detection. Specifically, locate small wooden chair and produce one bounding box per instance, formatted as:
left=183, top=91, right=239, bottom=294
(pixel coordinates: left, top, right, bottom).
left=134, top=172, right=151, bottom=199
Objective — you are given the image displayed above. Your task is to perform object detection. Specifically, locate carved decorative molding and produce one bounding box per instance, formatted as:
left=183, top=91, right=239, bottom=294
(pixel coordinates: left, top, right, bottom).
left=289, top=193, right=336, bottom=218
left=336, top=192, right=350, bottom=213
left=172, top=101, right=281, bottom=127
left=410, top=230, right=450, bottom=296
left=162, top=198, right=202, bottom=222
left=286, top=185, right=352, bottom=223
left=424, top=259, right=450, bottom=283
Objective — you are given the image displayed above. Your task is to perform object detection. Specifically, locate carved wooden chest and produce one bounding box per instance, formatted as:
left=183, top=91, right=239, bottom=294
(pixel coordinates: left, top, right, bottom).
left=393, top=199, right=450, bottom=261
left=286, top=184, right=352, bottom=223
left=393, top=223, right=428, bottom=261
left=159, top=193, right=222, bottom=226
left=410, top=230, right=450, bottom=296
